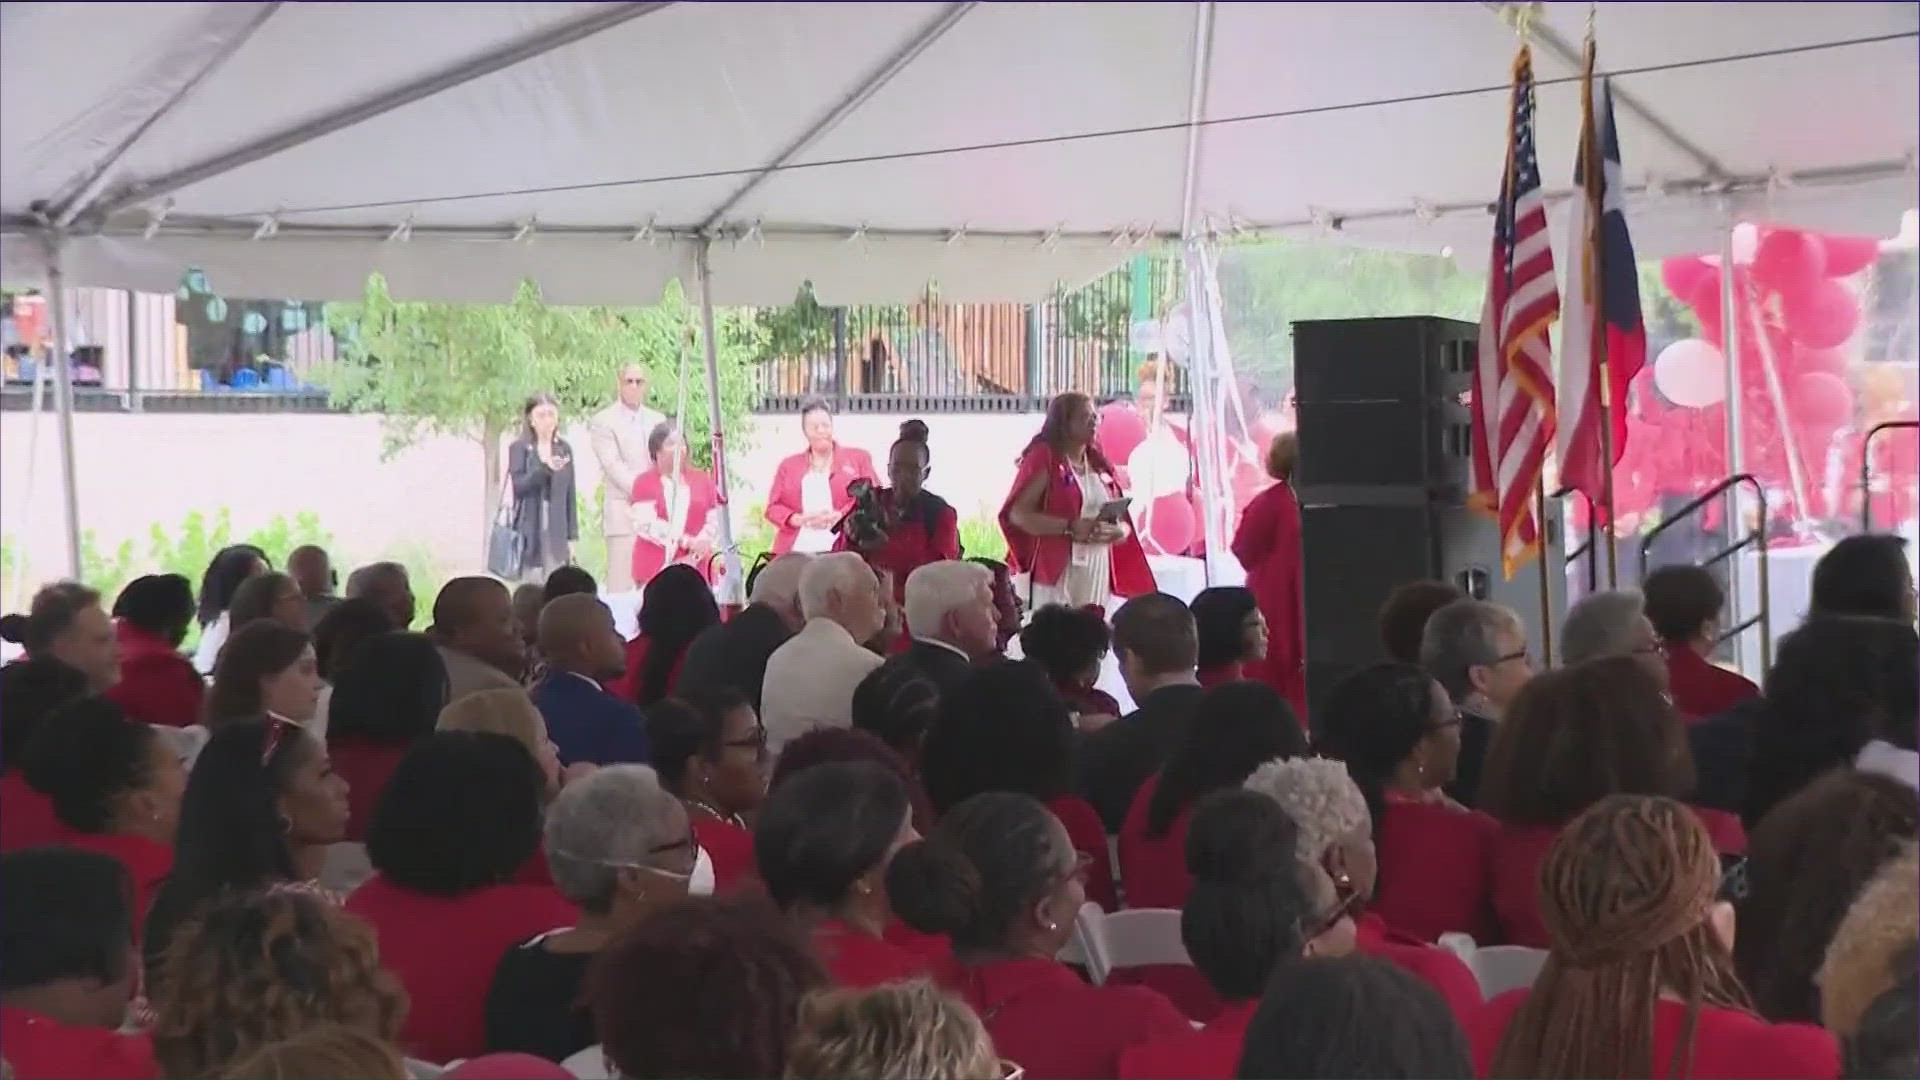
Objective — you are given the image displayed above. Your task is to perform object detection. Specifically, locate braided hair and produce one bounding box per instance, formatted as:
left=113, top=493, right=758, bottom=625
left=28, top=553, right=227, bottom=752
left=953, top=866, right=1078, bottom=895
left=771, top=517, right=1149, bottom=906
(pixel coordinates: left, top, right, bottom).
left=1490, top=794, right=1751, bottom=1079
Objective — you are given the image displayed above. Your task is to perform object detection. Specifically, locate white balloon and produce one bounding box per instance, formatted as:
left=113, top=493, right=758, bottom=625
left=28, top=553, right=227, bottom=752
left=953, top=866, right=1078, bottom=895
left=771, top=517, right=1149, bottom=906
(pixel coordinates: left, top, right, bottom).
left=1127, top=428, right=1192, bottom=501
left=1730, top=222, right=1760, bottom=266
left=1652, top=338, right=1727, bottom=409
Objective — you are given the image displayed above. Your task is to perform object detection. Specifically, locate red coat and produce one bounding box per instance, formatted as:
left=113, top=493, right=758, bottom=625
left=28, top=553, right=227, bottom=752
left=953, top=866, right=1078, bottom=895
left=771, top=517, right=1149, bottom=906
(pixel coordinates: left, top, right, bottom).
left=1468, top=990, right=1839, bottom=1079
left=604, top=635, right=685, bottom=705
left=1354, top=912, right=1482, bottom=1022
left=1117, top=775, right=1195, bottom=911
left=104, top=622, right=203, bottom=728
left=998, top=443, right=1155, bottom=600
left=1047, top=794, right=1118, bottom=912
left=1370, top=796, right=1501, bottom=945
left=833, top=488, right=960, bottom=601
left=1118, top=999, right=1257, bottom=1080
left=1665, top=646, right=1760, bottom=722
left=345, top=874, right=577, bottom=1065
left=766, top=445, right=878, bottom=555
left=629, top=467, right=720, bottom=586
left=694, top=814, right=755, bottom=893
left=0, top=1007, right=160, bottom=1080
left=328, top=738, right=407, bottom=843
left=1230, top=481, right=1306, bottom=716
left=1491, top=808, right=1746, bottom=948
left=0, top=772, right=64, bottom=853
left=941, top=958, right=1190, bottom=1080
left=812, top=919, right=946, bottom=988
left=63, top=832, right=172, bottom=932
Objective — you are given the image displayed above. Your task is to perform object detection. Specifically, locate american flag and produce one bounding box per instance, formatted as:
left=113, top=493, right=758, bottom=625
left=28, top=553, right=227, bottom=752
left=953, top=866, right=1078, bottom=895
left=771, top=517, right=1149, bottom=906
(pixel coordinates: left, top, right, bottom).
left=1471, top=43, right=1559, bottom=578
left=1557, top=39, right=1646, bottom=521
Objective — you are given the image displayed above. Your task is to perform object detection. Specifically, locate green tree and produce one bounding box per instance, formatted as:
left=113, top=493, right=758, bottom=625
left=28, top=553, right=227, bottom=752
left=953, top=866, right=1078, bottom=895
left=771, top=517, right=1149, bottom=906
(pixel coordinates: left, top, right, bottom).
left=318, top=276, right=761, bottom=542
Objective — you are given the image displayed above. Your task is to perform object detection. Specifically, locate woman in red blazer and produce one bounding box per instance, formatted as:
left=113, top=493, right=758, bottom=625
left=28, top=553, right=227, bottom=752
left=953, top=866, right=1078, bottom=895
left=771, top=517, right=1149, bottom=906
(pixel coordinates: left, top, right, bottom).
left=629, top=422, right=721, bottom=587
left=834, top=420, right=959, bottom=603
left=758, top=757, right=947, bottom=989
left=1000, top=392, right=1155, bottom=609
left=1229, top=433, right=1305, bottom=714
left=104, top=575, right=204, bottom=728
left=766, top=399, right=878, bottom=556
left=1470, top=795, right=1839, bottom=1080
left=1478, top=657, right=1748, bottom=948
left=1313, top=661, right=1500, bottom=944
left=891, top=792, right=1191, bottom=1080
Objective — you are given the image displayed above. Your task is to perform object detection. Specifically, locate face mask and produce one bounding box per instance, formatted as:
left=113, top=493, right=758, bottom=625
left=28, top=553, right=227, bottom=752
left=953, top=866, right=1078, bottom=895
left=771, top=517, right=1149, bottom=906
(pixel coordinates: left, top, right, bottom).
left=689, top=844, right=716, bottom=897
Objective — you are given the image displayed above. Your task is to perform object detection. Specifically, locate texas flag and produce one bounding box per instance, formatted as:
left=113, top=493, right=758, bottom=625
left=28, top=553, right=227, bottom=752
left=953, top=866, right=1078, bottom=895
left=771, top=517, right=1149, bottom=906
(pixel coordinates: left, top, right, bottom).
left=1557, top=40, right=1646, bottom=520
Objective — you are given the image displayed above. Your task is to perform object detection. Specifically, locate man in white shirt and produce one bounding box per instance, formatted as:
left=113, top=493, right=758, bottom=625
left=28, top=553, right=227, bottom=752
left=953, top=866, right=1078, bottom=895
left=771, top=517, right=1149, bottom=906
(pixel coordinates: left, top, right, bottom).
left=761, top=552, right=887, bottom=753
left=588, top=364, right=667, bottom=592
left=901, top=561, right=999, bottom=701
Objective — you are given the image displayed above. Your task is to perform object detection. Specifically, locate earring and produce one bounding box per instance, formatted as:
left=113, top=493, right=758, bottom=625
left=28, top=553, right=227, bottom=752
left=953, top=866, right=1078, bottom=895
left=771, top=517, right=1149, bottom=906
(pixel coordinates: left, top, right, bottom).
left=1334, top=870, right=1352, bottom=889
left=1043, top=921, right=1058, bottom=933
left=279, top=814, right=294, bottom=836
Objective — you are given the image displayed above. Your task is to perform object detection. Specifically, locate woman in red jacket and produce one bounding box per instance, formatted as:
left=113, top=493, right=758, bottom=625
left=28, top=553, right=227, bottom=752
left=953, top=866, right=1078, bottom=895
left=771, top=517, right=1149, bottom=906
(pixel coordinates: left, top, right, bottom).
left=105, top=575, right=203, bottom=728
left=1641, top=564, right=1759, bottom=721
left=1001, top=392, right=1155, bottom=609
left=1314, top=661, right=1500, bottom=944
left=758, top=759, right=945, bottom=988
left=834, top=420, right=959, bottom=604
left=648, top=687, right=768, bottom=893
left=1478, top=657, right=1748, bottom=949
left=629, top=422, right=721, bottom=587
left=766, top=399, right=878, bottom=556
left=1229, top=433, right=1305, bottom=714
left=1471, top=794, right=1839, bottom=1080
left=890, top=792, right=1191, bottom=1080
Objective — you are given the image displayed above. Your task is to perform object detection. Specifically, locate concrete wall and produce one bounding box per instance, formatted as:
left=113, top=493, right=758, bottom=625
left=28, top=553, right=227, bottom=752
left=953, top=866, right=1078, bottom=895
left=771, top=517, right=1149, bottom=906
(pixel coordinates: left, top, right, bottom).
left=0, top=408, right=1044, bottom=583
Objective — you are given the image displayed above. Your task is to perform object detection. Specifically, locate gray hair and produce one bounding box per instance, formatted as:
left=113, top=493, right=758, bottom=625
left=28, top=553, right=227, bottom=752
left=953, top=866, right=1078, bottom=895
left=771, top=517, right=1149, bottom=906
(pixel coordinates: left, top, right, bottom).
left=1420, top=598, right=1523, bottom=700
left=543, top=764, right=684, bottom=913
left=750, top=553, right=813, bottom=608
left=798, top=552, right=876, bottom=622
left=1243, top=757, right=1371, bottom=866
left=1560, top=589, right=1649, bottom=664
left=904, top=561, right=990, bottom=637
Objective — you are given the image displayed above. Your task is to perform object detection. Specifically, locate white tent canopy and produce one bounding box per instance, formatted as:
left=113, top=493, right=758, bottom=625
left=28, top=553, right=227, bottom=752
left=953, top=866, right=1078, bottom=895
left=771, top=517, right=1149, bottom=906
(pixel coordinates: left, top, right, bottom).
left=4, top=0, right=1916, bottom=305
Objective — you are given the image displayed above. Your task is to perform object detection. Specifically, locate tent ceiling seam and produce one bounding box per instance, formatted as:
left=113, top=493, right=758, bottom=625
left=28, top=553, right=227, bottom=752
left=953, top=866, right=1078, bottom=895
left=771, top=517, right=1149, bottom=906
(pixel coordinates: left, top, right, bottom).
left=695, top=0, right=976, bottom=235
left=50, top=1, right=285, bottom=230
left=1482, top=1, right=1728, bottom=178
left=1176, top=1, right=1218, bottom=240
left=80, top=0, right=675, bottom=227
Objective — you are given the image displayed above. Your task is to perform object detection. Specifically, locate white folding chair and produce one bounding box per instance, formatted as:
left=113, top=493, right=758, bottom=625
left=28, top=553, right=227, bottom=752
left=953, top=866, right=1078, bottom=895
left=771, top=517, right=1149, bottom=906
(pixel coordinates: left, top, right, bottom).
left=1100, top=908, right=1190, bottom=976
left=562, top=1045, right=613, bottom=1079
left=1057, top=900, right=1111, bottom=985
left=1435, top=932, right=1547, bottom=999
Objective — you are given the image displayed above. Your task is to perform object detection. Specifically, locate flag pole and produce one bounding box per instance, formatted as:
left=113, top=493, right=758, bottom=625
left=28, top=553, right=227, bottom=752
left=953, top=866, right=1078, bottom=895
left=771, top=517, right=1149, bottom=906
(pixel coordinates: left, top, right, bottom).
left=1535, top=475, right=1555, bottom=667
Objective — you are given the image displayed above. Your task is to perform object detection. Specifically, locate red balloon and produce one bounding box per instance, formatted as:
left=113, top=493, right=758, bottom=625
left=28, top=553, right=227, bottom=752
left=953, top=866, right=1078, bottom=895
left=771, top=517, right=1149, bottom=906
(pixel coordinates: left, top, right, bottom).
left=1793, top=342, right=1852, bottom=379
left=1819, top=233, right=1882, bottom=278
left=1793, top=370, right=1855, bottom=430
left=1095, top=402, right=1148, bottom=465
left=1142, top=493, right=1196, bottom=556
left=1782, top=278, right=1861, bottom=350
left=1752, top=229, right=1826, bottom=295
left=1660, top=257, right=1716, bottom=304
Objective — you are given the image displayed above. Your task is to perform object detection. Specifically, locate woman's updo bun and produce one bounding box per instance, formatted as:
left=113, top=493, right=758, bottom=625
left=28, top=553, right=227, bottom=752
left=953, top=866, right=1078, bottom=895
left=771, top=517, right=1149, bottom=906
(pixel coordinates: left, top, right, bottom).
left=885, top=837, right=981, bottom=935
left=885, top=791, right=1067, bottom=954
left=898, top=419, right=929, bottom=444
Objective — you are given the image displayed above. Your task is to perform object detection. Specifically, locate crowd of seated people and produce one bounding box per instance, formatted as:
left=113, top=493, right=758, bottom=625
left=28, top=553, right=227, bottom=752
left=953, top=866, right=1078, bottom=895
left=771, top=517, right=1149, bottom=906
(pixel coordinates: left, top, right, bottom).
left=0, top=528, right=1915, bottom=1080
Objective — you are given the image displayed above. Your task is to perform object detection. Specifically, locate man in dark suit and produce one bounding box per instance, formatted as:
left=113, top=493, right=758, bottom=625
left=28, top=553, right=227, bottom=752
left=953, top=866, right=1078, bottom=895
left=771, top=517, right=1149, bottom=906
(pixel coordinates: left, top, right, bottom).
left=1076, top=592, right=1205, bottom=832
left=676, top=553, right=811, bottom=714
left=528, top=593, right=650, bottom=766
left=899, top=561, right=1001, bottom=701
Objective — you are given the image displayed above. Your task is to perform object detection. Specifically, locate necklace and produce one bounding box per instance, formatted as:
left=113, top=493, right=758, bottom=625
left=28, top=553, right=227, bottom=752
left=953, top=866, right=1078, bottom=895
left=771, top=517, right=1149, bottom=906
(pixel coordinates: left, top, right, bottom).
left=686, top=797, right=744, bottom=828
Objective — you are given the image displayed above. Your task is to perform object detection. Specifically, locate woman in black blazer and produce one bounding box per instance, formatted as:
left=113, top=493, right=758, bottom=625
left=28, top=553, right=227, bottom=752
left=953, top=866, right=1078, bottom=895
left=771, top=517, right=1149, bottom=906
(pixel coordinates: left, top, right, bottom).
left=506, top=393, right=579, bottom=582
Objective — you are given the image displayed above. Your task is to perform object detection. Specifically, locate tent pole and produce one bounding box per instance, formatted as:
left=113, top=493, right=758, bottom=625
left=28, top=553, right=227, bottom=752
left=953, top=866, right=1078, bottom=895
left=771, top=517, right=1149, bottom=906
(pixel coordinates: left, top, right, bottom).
left=694, top=239, right=743, bottom=606
left=44, top=237, right=84, bottom=580
left=9, top=337, right=51, bottom=611
left=1718, top=211, right=1747, bottom=675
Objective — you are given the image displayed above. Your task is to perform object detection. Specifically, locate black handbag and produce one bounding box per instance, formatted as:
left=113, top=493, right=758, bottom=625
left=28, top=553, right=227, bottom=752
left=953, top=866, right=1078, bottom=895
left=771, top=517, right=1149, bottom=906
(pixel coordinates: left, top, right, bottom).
left=487, top=477, right=523, bottom=578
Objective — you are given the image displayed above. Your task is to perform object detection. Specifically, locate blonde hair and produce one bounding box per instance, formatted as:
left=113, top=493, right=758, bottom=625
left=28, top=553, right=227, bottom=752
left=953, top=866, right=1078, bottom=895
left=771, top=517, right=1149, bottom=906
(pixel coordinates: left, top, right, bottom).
left=1821, top=843, right=1920, bottom=1037
left=1266, top=431, right=1297, bottom=482
left=217, top=1027, right=407, bottom=1080
left=1243, top=756, right=1370, bottom=865
left=785, top=981, right=1000, bottom=1080
left=438, top=688, right=545, bottom=760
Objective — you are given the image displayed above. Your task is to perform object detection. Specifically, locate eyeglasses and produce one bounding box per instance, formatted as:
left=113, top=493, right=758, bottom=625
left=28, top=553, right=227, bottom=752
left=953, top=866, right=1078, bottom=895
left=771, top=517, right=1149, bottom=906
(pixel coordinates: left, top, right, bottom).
left=550, top=834, right=700, bottom=881
left=1491, top=649, right=1530, bottom=667
left=1303, top=886, right=1364, bottom=941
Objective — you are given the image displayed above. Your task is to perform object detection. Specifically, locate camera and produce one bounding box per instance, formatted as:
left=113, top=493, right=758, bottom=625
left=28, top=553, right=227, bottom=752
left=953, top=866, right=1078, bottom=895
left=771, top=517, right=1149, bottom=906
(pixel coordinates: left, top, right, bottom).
left=836, top=477, right=891, bottom=551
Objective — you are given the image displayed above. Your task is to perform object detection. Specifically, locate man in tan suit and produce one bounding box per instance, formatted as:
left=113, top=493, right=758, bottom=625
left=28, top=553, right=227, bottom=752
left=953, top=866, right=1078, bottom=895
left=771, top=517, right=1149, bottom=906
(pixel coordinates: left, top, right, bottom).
left=588, top=364, right=666, bottom=592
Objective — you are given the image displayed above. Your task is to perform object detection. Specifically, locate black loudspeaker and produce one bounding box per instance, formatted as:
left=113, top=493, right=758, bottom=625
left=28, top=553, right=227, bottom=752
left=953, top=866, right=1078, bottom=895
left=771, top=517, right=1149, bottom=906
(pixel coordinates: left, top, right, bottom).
left=1291, top=317, right=1563, bottom=724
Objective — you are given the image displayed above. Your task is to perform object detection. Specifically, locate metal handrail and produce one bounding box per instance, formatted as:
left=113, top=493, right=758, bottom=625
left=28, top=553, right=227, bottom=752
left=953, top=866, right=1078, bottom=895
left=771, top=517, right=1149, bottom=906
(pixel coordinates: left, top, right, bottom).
left=1860, top=420, right=1919, bottom=532
left=1638, top=473, right=1772, bottom=672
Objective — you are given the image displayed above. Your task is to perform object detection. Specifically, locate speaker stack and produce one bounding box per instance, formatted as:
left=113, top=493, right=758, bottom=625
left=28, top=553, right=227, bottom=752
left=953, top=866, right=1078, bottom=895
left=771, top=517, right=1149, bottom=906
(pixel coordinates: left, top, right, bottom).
left=1291, top=316, right=1564, bottom=724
